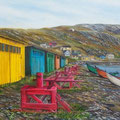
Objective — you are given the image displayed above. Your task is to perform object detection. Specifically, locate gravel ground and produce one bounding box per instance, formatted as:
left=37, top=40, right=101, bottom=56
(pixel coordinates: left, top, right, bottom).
left=77, top=66, right=120, bottom=120
left=0, top=65, right=120, bottom=120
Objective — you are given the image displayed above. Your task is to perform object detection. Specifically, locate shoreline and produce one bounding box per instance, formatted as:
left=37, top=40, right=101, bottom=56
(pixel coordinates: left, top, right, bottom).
left=78, top=61, right=120, bottom=66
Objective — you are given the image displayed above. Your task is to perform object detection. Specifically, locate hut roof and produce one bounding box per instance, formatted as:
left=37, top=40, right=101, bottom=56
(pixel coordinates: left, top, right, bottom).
left=0, top=30, right=65, bottom=57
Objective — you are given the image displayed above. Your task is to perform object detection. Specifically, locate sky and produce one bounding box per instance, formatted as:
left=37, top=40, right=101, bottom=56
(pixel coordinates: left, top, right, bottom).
left=0, top=0, right=120, bottom=28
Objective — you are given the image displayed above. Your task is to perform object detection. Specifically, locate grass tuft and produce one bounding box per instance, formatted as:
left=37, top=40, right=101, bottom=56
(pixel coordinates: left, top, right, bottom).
left=54, top=103, right=90, bottom=120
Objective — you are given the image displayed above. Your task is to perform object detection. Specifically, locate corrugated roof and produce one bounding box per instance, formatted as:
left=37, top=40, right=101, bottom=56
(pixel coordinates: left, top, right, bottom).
left=0, top=35, right=28, bottom=45
left=27, top=44, right=65, bottom=57
left=0, top=34, right=65, bottom=57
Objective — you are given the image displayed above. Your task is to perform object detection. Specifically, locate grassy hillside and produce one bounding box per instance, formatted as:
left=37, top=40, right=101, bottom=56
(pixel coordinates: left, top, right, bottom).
left=0, top=24, right=120, bottom=57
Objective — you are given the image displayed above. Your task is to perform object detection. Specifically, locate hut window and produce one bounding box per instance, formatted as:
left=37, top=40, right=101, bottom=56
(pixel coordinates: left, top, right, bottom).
left=13, top=46, right=15, bottom=53
left=5, top=45, right=9, bottom=52
left=0, top=44, right=21, bottom=54
left=10, top=46, right=13, bottom=52
left=16, top=47, right=19, bottom=53
left=18, top=48, right=21, bottom=54
left=15, top=47, right=17, bottom=53
left=0, top=43, right=2, bottom=51
left=2, top=44, right=5, bottom=51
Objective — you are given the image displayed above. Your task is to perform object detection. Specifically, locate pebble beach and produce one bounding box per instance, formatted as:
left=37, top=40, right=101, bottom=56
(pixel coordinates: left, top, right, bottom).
left=0, top=63, right=120, bottom=120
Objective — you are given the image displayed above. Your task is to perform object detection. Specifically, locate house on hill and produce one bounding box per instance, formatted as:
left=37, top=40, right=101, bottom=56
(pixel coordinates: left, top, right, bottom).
left=40, top=43, right=50, bottom=48
left=81, top=55, right=95, bottom=61
left=71, top=50, right=81, bottom=59
left=71, top=52, right=79, bottom=59
left=106, top=54, right=114, bottom=60
left=99, top=55, right=106, bottom=60
left=63, top=50, right=71, bottom=56
left=49, top=41, right=57, bottom=47
left=60, top=45, right=72, bottom=52
left=81, top=56, right=89, bottom=61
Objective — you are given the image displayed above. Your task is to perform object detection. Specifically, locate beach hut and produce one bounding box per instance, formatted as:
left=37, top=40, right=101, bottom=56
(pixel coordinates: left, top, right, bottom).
left=55, top=55, right=60, bottom=70
left=60, top=57, right=66, bottom=68
left=46, top=52, right=55, bottom=72
left=66, top=58, right=68, bottom=64
left=0, top=37, right=25, bottom=85
left=25, top=46, right=45, bottom=75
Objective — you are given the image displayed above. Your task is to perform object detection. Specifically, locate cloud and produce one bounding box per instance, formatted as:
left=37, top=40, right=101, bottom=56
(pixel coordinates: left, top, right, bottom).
left=0, top=0, right=120, bottom=28
left=87, top=0, right=120, bottom=7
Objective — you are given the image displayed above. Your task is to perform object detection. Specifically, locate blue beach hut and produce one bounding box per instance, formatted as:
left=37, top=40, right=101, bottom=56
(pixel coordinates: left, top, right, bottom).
left=60, top=57, right=66, bottom=68
left=25, top=46, right=45, bottom=75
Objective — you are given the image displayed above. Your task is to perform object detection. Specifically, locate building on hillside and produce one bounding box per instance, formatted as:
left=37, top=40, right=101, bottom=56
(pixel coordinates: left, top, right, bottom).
left=81, top=56, right=89, bottom=61
left=49, top=41, right=57, bottom=47
left=0, top=36, right=25, bottom=85
left=99, top=55, right=106, bottom=60
left=71, top=52, right=79, bottom=59
left=40, top=43, right=50, bottom=48
left=81, top=55, right=95, bottom=61
left=60, top=45, right=72, bottom=52
left=63, top=50, right=71, bottom=56
left=89, top=55, right=95, bottom=61
left=71, top=53, right=79, bottom=59
left=72, top=50, right=81, bottom=59
left=71, top=50, right=81, bottom=59
left=106, top=54, right=114, bottom=60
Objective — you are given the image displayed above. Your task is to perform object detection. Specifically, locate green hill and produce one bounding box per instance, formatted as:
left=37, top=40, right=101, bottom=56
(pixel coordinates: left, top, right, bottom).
left=1, top=24, right=120, bottom=57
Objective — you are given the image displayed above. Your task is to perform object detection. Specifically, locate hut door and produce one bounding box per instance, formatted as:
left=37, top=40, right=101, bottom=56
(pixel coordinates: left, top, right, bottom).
left=10, top=50, right=22, bottom=83
left=32, top=50, right=41, bottom=75
left=39, top=52, right=45, bottom=73
left=0, top=45, right=10, bottom=85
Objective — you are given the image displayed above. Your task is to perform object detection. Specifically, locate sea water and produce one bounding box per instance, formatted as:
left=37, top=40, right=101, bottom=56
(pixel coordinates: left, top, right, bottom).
left=94, top=65, right=120, bottom=77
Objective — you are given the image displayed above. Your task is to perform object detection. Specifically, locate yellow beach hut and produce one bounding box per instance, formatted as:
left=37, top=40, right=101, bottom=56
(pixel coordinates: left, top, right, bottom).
left=0, top=36, right=25, bottom=85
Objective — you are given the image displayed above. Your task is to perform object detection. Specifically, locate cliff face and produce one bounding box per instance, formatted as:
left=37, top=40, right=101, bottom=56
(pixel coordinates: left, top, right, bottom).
left=0, top=24, right=120, bottom=57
